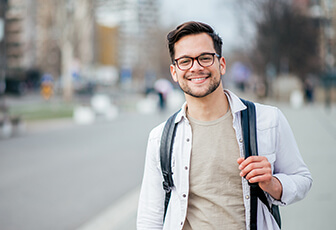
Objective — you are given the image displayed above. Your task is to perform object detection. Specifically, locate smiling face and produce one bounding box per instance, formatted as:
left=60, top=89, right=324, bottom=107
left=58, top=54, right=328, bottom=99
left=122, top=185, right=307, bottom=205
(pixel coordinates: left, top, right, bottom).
left=170, top=33, right=226, bottom=98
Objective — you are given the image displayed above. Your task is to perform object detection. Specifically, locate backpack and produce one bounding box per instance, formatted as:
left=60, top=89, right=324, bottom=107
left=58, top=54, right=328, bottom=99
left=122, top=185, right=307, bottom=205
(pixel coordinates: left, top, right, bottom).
left=160, top=99, right=281, bottom=229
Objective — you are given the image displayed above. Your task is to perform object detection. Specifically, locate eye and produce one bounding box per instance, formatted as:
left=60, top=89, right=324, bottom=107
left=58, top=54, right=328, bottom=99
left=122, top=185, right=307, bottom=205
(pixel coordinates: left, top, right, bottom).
left=178, top=58, right=192, bottom=66
left=199, top=55, right=212, bottom=62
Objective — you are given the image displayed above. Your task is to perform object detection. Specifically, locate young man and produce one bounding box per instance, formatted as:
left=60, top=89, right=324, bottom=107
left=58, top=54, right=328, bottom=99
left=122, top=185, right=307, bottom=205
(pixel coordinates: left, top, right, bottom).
left=137, top=21, right=312, bottom=230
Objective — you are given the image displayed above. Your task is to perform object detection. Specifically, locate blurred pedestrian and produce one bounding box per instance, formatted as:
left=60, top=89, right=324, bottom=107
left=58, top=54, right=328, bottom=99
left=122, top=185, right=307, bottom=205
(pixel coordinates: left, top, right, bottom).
left=40, top=73, right=53, bottom=100
left=154, top=78, right=173, bottom=111
left=231, top=61, right=251, bottom=92
left=304, top=77, right=315, bottom=103
left=137, top=21, right=312, bottom=230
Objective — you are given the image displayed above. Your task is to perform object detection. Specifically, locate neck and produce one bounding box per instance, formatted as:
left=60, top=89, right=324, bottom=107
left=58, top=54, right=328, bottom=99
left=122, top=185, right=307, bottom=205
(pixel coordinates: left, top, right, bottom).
left=185, top=84, right=229, bottom=121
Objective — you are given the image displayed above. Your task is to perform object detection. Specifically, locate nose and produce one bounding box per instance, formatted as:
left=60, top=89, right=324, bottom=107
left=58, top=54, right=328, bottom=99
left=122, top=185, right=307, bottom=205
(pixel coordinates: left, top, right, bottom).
left=189, top=59, right=204, bottom=72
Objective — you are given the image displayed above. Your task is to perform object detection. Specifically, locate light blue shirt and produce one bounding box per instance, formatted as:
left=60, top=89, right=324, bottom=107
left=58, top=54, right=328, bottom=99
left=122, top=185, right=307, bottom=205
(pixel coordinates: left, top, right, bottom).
left=137, top=90, right=312, bottom=230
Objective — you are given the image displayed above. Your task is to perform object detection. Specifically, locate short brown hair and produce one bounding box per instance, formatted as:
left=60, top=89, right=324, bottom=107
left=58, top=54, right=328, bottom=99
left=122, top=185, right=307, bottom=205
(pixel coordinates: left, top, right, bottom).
left=167, top=21, right=223, bottom=63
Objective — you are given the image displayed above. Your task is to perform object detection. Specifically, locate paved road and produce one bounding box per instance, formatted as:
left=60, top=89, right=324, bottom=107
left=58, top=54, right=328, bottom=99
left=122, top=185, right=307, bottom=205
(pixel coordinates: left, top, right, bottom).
left=0, top=111, right=169, bottom=230
left=275, top=103, right=336, bottom=230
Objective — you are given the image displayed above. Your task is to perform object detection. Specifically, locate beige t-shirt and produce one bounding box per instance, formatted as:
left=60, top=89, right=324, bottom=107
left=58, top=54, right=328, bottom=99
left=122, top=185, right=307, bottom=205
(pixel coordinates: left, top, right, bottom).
left=183, top=109, right=245, bottom=230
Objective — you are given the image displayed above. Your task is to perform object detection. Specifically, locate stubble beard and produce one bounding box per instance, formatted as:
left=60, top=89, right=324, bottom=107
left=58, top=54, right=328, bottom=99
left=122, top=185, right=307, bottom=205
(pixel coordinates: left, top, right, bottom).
left=178, top=72, right=221, bottom=98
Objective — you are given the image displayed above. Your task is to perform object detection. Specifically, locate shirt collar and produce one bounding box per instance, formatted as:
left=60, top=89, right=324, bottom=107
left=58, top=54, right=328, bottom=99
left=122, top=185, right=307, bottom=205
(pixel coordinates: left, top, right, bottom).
left=174, top=102, right=187, bottom=124
left=174, top=89, right=247, bottom=124
left=224, top=89, right=247, bottom=114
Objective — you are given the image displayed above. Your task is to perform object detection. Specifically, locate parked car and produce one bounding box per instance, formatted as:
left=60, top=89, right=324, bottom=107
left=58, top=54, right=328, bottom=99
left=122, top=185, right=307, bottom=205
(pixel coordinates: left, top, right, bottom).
left=4, top=68, right=41, bottom=95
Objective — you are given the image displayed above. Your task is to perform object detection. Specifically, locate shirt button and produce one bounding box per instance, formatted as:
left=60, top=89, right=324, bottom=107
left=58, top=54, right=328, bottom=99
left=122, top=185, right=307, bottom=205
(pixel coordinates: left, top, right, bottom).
left=186, top=138, right=190, bottom=142
left=181, top=221, right=184, bottom=225
left=245, top=195, right=250, bottom=200
left=239, top=138, right=243, bottom=143
left=182, top=194, right=187, bottom=198
left=185, top=166, right=188, bottom=170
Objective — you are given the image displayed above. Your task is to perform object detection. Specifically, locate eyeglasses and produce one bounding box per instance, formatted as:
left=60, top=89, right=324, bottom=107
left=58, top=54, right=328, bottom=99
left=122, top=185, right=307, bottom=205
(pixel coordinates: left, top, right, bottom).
left=174, top=53, right=220, bottom=71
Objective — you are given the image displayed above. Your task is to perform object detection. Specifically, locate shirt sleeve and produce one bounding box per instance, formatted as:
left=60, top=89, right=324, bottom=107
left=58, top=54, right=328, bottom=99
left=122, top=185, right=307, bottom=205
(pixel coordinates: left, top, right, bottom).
left=137, top=126, right=166, bottom=230
left=271, top=108, right=313, bottom=206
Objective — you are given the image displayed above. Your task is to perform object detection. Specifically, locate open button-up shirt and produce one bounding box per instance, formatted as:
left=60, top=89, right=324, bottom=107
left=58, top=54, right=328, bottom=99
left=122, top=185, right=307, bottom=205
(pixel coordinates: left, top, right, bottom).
left=137, top=90, right=312, bottom=230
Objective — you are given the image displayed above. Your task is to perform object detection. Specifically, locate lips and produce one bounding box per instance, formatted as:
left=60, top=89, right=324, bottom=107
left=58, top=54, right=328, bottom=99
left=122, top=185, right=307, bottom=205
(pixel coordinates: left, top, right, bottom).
left=186, top=72, right=210, bottom=81
left=190, top=77, right=207, bottom=82
left=187, top=73, right=210, bottom=84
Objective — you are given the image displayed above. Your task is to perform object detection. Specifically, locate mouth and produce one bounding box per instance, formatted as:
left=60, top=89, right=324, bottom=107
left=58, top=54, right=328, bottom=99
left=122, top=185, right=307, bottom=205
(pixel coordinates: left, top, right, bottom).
left=187, top=74, right=210, bottom=84
left=190, top=77, right=208, bottom=82
left=187, top=74, right=210, bottom=83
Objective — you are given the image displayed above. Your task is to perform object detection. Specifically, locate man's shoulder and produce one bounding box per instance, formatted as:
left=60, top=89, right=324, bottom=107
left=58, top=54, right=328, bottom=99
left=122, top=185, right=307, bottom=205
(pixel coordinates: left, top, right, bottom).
left=254, top=102, right=280, bottom=129
left=149, top=110, right=183, bottom=140
left=148, top=121, right=165, bottom=141
left=254, top=102, right=279, bottom=113
left=149, top=114, right=180, bottom=141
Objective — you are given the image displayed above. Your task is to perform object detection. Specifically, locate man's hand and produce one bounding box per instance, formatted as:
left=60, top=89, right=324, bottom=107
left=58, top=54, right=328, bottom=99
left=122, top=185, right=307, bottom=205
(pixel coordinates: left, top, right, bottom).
left=237, top=156, right=283, bottom=200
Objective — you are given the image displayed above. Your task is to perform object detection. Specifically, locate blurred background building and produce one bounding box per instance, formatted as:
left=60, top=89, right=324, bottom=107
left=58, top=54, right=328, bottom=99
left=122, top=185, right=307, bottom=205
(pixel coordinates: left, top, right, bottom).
left=96, top=0, right=160, bottom=88
left=0, top=0, right=335, bottom=103
left=1, top=0, right=96, bottom=98
left=0, top=0, right=161, bottom=98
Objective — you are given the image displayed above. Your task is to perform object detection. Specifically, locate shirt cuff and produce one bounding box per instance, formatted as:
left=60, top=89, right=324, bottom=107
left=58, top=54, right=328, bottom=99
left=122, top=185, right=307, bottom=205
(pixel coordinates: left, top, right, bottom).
left=270, top=173, right=297, bottom=206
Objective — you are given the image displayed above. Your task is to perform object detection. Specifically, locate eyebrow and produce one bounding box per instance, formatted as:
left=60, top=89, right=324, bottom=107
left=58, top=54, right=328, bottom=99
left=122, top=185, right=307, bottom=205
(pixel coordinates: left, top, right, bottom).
left=175, top=52, right=214, bottom=60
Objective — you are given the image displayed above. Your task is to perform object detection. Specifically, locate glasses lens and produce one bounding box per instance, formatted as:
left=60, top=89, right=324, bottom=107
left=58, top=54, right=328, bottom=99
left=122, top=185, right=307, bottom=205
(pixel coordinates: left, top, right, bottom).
left=177, top=57, right=192, bottom=70
left=198, top=54, right=214, bottom=67
left=175, top=53, right=217, bottom=70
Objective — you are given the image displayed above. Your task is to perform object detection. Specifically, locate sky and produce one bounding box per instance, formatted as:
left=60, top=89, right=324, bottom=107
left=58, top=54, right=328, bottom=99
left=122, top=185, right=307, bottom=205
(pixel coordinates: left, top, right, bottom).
left=96, top=0, right=257, bottom=54
left=159, top=0, right=256, bottom=54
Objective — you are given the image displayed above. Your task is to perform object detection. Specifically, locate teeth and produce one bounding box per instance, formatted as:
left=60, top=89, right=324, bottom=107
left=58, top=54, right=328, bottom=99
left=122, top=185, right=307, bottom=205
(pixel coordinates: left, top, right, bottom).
left=191, top=77, right=206, bottom=81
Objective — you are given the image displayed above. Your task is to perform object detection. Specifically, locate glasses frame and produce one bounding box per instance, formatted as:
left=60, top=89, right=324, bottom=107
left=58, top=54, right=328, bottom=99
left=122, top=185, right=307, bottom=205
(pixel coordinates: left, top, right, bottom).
left=174, top=52, right=221, bottom=71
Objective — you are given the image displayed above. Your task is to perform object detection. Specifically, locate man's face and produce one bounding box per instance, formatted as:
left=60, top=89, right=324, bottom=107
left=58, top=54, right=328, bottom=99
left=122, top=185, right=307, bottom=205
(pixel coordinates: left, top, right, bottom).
left=170, top=33, right=226, bottom=98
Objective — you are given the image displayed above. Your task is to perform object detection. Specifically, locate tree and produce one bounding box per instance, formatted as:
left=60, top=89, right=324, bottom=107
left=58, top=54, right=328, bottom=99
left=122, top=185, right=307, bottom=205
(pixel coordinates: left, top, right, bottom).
left=252, top=0, right=321, bottom=82
left=53, top=0, right=95, bottom=101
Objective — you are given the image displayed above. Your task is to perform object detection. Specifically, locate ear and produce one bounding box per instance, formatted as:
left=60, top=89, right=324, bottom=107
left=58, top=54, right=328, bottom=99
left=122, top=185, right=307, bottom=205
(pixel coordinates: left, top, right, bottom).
left=220, top=57, right=226, bottom=75
left=170, top=64, right=178, bottom=82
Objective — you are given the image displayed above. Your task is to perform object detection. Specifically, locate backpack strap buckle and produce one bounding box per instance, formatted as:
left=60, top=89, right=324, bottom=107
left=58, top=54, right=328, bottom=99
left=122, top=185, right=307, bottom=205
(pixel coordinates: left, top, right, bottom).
left=162, top=181, right=172, bottom=192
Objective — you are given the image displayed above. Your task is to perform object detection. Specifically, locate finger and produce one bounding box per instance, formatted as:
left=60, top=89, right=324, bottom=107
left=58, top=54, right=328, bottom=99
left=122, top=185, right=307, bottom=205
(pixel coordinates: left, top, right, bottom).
left=238, top=156, right=262, bottom=169
left=240, top=160, right=272, bottom=180
left=243, top=167, right=272, bottom=181
left=239, top=156, right=269, bottom=170
left=237, top=157, right=244, bottom=165
left=248, top=173, right=273, bottom=184
left=239, top=160, right=265, bottom=174
left=239, top=162, right=264, bottom=178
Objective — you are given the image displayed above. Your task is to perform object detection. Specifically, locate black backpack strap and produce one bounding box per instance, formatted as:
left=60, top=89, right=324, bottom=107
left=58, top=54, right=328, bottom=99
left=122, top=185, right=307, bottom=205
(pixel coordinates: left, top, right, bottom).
left=160, top=110, right=179, bottom=222
left=241, top=99, right=281, bottom=229
left=241, top=99, right=258, bottom=230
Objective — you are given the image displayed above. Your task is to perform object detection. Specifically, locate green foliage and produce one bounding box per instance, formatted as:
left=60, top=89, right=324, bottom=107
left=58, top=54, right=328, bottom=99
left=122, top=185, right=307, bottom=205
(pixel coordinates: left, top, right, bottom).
left=9, top=103, right=75, bottom=121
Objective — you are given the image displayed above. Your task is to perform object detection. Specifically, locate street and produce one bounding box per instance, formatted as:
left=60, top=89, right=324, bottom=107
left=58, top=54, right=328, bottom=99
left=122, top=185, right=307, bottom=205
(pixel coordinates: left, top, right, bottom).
left=275, top=103, right=336, bottom=230
left=0, top=111, right=168, bottom=230
left=0, top=101, right=335, bottom=230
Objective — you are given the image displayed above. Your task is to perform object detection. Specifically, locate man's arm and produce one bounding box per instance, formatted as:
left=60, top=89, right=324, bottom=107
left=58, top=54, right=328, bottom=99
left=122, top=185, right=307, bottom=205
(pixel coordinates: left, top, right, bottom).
left=271, top=108, right=312, bottom=205
left=137, top=129, right=165, bottom=230
left=237, top=107, right=312, bottom=204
